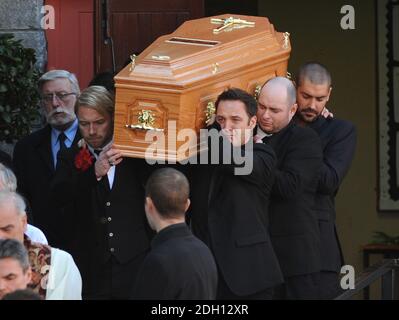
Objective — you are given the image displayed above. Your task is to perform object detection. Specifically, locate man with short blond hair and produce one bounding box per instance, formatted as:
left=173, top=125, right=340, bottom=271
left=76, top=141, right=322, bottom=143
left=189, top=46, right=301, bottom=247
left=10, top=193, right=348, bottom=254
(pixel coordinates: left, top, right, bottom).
left=52, top=85, right=152, bottom=299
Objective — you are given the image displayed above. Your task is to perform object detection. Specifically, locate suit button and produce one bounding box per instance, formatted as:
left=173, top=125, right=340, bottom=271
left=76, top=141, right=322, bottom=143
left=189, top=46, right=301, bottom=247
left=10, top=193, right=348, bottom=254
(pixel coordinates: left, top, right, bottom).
left=106, top=201, right=111, bottom=207
left=107, top=217, right=112, bottom=222
left=100, top=217, right=107, bottom=224
left=109, top=233, right=113, bottom=237
left=110, top=248, right=115, bottom=253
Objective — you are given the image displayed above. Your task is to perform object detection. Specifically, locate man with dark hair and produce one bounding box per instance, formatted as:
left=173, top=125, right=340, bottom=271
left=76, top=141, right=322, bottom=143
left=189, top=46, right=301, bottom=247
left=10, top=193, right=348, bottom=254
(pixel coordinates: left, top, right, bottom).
left=131, top=168, right=217, bottom=300
left=0, top=238, right=32, bottom=299
left=256, top=77, right=323, bottom=299
left=295, top=62, right=356, bottom=299
left=190, top=88, right=283, bottom=299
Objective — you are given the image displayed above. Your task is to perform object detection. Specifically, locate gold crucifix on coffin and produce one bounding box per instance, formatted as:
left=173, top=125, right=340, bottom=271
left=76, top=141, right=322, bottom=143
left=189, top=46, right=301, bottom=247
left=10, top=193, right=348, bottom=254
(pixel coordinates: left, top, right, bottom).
left=211, top=16, right=255, bottom=33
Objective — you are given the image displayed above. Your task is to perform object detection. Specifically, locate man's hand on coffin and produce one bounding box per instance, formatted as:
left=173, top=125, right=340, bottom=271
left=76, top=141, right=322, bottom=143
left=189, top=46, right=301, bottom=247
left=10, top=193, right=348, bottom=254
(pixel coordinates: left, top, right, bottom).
left=94, top=145, right=123, bottom=179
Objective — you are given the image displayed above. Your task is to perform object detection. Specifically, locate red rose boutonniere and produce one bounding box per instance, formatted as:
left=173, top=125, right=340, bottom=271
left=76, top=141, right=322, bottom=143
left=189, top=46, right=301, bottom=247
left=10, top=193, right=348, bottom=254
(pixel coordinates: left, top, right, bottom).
left=74, top=139, right=94, bottom=172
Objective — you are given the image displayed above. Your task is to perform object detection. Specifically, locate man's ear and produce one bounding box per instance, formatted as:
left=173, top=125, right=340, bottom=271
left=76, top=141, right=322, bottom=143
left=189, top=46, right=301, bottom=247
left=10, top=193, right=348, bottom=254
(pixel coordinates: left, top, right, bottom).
left=21, top=214, right=27, bottom=233
left=145, top=197, right=154, bottom=212
left=288, top=103, right=298, bottom=122
left=25, top=266, right=32, bottom=284
left=184, top=199, right=191, bottom=213
left=249, top=115, right=257, bottom=130
left=326, top=86, right=332, bottom=102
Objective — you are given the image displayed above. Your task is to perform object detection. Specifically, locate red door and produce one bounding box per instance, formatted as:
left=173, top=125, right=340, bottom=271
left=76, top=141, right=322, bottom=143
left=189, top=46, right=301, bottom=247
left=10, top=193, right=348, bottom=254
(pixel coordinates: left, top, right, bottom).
left=45, top=0, right=94, bottom=89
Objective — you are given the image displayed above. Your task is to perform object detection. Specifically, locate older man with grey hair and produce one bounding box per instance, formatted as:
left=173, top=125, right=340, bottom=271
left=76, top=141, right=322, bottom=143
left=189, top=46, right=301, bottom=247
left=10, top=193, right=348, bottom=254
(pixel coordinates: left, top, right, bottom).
left=256, top=76, right=323, bottom=299
left=0, top=163, right=47, bottom=244
left=0, top=191, right=82, bottom=300
left=13, top=70, right=82, bottom=251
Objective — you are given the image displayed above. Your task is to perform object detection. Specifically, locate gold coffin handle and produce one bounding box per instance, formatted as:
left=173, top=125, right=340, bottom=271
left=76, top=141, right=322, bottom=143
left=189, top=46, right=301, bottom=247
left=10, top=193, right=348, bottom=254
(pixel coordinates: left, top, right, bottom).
left=254, top=84, right=262, bottom=101
left=125, top=109, right=164, bottom=132
left=205, top=101, right=216, bottom=125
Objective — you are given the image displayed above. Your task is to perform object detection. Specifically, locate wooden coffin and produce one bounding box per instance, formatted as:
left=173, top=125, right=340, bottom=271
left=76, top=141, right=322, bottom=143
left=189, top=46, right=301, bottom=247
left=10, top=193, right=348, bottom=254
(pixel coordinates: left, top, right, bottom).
left=114, top=14, right=291, bottom=161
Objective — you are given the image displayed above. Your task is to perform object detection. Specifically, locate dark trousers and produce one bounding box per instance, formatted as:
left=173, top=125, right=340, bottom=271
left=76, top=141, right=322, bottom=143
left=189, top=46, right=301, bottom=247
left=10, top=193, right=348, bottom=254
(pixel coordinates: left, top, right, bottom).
left=216, top=272, right=274, bottom=300
left=319, top=271, right=342, bottom=300
left=273, top=273, right=320, bottom=300
left=84, top=253, right=147, bottom=300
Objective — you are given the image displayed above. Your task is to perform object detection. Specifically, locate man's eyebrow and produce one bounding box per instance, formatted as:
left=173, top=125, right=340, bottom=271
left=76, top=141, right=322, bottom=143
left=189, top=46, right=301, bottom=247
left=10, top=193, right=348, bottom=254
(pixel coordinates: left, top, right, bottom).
left=0, top=224, right=13, bottom=229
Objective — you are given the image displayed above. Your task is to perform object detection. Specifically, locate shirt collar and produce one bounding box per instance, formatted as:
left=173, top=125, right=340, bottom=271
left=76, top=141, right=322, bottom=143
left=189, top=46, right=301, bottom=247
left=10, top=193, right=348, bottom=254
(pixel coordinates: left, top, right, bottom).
left=51, top=119, right=78, bottom=147
left=87, top=138, right=114, bottom=159
left=256, top=125, right=273, bottom=140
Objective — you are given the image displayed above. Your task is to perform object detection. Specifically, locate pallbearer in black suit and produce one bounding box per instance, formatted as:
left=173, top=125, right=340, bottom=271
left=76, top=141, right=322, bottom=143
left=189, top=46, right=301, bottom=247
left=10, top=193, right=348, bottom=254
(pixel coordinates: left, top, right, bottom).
left=131, top=168, right=218, bottom=300
left=256, top=77, right=323, bottom=299
left=13, top=70, right=81, bottom=250
left=190, top=88, right=283, bottom=300
left=52, top=86, right=152, bottom=299
left=295, top=63, right=356, bottom=299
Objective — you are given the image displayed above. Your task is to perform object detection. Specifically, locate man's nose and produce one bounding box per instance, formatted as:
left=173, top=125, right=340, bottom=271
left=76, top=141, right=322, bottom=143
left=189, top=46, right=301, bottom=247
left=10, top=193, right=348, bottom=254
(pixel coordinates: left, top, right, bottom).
left=0, top=279, right=6, bottom=291
left=224, top=120, right=234, bottom=131
left=309, top=98, right=317, bottom=109
left=262, top=109, right=271, bottom=119
left=89, top=124, right=96, bottom=135
left=51, top=94, right=60, bottom=108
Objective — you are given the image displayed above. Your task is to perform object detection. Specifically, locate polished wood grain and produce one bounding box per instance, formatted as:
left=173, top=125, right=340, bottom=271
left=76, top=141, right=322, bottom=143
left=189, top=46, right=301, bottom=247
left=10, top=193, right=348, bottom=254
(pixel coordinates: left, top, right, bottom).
left=114, top=14, right=291, bottom=161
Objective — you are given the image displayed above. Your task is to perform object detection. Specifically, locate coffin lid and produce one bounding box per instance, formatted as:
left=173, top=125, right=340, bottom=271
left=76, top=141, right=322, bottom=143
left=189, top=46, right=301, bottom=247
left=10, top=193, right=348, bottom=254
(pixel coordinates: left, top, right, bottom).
left=115, top=14, right=290, bottom=90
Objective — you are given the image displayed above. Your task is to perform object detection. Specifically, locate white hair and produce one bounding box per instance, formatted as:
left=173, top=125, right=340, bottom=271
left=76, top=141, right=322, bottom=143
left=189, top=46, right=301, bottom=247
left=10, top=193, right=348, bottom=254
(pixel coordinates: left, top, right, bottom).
left=39, top=69, right=80, bottom=95
left=0, top=191, right=26, bottom=217
left=0, top=163, right=17, bottom=192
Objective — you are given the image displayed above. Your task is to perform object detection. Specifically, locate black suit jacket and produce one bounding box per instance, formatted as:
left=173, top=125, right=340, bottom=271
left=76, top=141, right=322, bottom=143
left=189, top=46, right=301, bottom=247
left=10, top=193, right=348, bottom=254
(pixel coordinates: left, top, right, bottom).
left=190, top=140, right=283, bottom=297
left=131, top=223, right=218, bottom=300
left=13, top=125, right=80, bottom=249
left=261, top=122, right=323, bottom=277
left=51, top=144, right=153, bottom=296
left=307, top=116, right=356, bottom=272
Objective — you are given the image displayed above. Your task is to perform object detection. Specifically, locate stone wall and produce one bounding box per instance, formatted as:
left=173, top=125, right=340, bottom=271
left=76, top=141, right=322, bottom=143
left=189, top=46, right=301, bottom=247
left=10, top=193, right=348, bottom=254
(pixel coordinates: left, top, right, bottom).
left=0, top=0, right=47, bottom=71
left=0, top=0, right=47, bottom=155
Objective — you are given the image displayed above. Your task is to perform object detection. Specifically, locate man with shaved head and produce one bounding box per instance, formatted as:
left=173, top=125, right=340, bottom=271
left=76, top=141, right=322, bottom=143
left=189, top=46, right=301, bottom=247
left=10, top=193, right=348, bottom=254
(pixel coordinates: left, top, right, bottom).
left=256, top=76, right=323, bottom=299
left=295, top=62, right=356, bottom=299
left=131, top=168, right=217, bottom=299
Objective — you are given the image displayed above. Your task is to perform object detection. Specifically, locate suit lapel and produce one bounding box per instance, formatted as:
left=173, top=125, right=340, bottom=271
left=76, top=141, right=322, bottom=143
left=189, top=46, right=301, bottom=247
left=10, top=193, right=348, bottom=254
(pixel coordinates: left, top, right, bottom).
left=208, top=167, right=224, bottom=206
left=35, top=126, right=54, bottom=173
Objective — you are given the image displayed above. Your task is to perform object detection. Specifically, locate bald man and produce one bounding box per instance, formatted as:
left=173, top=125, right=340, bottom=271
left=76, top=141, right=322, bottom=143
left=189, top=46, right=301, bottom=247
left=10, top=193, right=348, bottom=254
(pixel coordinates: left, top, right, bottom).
left=256, top=77, right=323, bottom=299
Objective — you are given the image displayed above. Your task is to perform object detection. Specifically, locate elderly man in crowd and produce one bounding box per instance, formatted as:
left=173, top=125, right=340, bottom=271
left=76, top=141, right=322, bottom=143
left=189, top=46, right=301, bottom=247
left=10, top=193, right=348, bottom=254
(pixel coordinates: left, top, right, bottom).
left=13, top=70, right=81, bottom=251
left=0, top=191, right=82, bottom=300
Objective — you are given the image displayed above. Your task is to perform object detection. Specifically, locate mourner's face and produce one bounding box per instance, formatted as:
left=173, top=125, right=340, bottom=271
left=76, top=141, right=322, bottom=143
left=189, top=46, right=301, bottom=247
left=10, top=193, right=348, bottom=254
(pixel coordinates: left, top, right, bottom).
left=216, top=100, right=257, bottom=146
left=257, top=87, right=297, bottom=134
left=296, top=79, right=332, bottom=123
left=0, top=258, right=31, bottom=299
left=77, top=106, right=113, bottom=149
left=0, top=202, right=27, bottom=243
left=41, top=78, right=77, bottom=129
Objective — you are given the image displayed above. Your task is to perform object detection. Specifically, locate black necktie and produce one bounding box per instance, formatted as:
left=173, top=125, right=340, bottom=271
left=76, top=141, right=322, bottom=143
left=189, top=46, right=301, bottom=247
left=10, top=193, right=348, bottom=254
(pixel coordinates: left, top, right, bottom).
left=58, top=132, right=67, bottom=154
left=93, top=149, right=102, bottom=156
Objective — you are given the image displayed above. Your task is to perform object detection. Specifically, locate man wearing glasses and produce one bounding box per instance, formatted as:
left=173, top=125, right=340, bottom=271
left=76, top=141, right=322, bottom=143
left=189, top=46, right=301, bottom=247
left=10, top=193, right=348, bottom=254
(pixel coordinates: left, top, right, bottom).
left=13, top=70, right=81, bottom=252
